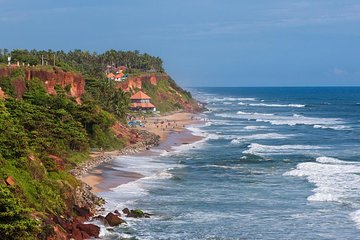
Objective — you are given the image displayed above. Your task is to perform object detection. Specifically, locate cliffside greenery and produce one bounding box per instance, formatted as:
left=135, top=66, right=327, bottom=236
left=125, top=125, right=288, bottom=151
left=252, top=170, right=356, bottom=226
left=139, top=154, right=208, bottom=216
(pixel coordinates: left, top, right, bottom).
left=0, top=48, right=197, bottom=239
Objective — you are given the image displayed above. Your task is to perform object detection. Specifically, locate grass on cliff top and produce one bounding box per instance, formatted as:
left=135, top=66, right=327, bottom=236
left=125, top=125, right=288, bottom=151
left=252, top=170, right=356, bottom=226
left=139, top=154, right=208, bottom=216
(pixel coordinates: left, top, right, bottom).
left=141, top=78, right=192, bottom=113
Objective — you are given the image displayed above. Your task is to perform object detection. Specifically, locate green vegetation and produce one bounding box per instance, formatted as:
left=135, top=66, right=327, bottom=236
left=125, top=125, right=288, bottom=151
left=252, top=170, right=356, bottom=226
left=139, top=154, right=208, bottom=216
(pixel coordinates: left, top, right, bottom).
left=0, top=185, right=38, bottom=239
left=0, top=49, right=164, bottom=75
left=142, top=77, right=194, bottom=112
left=0, top=69, right=127, bottom=239
left=0, top=48, right=197, bottom=239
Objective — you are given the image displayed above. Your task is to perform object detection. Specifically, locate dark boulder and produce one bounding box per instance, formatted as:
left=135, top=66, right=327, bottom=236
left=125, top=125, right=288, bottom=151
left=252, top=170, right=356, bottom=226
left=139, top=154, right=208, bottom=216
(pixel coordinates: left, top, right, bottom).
left=122, top=208, right=130, bottom=214
left=105, top=212, right=126, bottom=226
left=81, top=230, right=91, bottom=239
left=73, top=205, right=91, bottom=219
left=71, top=228, right=83, bottom=240
left=127, top=209, right=144, bottom=218
left=77, top=223, right=100, bottom=238
left=126, top=209, right=152, bottom=218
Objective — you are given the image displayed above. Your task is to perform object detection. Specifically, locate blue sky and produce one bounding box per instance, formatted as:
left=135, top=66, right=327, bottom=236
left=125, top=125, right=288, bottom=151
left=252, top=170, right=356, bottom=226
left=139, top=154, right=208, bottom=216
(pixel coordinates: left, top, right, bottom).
left=1, top=0, right=360, bottom=87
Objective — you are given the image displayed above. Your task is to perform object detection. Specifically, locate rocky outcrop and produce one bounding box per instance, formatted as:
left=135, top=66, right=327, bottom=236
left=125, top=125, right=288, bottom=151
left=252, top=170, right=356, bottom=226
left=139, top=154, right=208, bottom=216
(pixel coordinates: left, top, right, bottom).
left=116, top=73, right=168, bottom=92
left=105, top=212, right=126, bottom=226
left=0, top=66, right=85, bottom=103
left=77, top=223, right=100, bottom=238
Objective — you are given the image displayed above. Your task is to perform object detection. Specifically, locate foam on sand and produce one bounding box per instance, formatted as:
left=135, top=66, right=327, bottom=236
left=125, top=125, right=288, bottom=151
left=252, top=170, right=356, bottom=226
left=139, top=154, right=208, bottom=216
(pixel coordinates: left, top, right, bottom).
left=284, top=156, right=360, bottom=229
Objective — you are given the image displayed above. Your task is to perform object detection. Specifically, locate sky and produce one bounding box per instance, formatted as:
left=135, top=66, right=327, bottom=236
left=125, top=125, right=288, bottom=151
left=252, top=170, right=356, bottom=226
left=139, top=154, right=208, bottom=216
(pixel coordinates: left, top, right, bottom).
left=0, top=0, right=360, bottom=87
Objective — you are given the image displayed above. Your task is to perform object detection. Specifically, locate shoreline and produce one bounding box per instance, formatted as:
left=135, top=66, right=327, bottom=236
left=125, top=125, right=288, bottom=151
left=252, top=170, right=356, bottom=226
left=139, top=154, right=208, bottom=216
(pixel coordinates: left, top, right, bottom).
left=74, top=111, right=204, bottom=194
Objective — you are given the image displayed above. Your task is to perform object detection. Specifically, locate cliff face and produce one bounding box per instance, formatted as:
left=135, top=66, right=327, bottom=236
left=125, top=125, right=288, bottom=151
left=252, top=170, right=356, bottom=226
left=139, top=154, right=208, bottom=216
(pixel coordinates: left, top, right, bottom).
left=0, top=67, right=85, bottom=103
left=116, top=73, right=168, bottom=92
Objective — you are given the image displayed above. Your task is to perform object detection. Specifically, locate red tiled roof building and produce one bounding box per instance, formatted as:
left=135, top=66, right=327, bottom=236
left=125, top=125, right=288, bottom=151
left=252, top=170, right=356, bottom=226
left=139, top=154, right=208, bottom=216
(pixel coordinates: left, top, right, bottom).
left=130, top=91, right=156, bottom=111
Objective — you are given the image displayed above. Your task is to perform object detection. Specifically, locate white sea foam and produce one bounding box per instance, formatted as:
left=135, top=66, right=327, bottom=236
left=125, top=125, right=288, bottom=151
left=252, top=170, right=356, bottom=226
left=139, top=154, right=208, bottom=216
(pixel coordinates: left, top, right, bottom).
left=249, top=103, right=306, bottom=108
left=243, top=143, right=326, bottom=156
left=204, top=164, right=244, bottom=170
left=207, top=97, right=256, bottom=103
left=350, top=210, right=360, bottom=229
left=231, top=133, right=294, bottom=144
left=313, top=124, right=351, bottom=130
left=284, top=156, right=360, bottom=228
left=243, top=125, right=269, bottom=130
left=216, top=111, right=348, bottom=130
left=237, top=111, right=274, bottom=116
left=238, top=98, right=257, bottom=101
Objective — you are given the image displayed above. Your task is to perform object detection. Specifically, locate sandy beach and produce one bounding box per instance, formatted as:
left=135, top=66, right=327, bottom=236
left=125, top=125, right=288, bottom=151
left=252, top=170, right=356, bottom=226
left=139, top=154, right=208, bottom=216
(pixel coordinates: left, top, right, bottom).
left=139, top=111, right=203, bottom=141
left=80, top=111, right=204, bottom=193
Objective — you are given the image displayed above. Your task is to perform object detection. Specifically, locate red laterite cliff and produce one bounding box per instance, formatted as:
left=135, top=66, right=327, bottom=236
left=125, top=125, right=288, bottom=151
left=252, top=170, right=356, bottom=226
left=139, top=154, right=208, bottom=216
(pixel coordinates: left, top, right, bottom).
left=116, top=73, right=168, bottom=92
left=0, top=66, right=85, bottom=103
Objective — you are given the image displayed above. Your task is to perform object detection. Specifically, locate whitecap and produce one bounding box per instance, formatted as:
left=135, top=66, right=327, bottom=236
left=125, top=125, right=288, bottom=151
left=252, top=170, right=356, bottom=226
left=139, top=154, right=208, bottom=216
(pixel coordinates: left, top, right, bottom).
left=231, top=133, right=294, bottom=144
left=284, top=156, right=360, bottom=228
left=243, top=125, right=269, bottom=130
left=248, top=103, right=306, bottom=108
left=216, top=112, right=348, bottom=130
left=350, top=210, right=360, bottom=229
left=313, top=124, right=351, bottom=130
left=243, top=143, right=326, bottom=156
left=206, top=97, right=257, bottom=103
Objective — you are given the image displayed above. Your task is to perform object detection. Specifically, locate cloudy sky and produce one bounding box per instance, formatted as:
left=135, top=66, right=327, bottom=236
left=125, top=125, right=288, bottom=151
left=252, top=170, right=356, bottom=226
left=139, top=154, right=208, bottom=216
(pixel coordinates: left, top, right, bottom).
left=1, top=0, right=360, bottom=87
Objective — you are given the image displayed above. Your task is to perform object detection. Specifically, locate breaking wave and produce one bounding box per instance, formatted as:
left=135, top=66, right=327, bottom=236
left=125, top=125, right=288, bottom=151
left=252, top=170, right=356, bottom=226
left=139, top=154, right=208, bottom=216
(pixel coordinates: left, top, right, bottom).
left=284, top=156, right=360, bottom=229
left=215, top=112, right=349, bottom=130
left=231, top=133, right=294, bottom=144
left=243, top=143, right=326, bottom=156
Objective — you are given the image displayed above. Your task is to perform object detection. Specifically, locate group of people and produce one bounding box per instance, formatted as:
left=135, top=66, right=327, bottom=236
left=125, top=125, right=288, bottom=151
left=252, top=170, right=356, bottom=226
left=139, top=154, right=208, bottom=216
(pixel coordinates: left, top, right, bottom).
left=153, top=119, right=181, bottom=131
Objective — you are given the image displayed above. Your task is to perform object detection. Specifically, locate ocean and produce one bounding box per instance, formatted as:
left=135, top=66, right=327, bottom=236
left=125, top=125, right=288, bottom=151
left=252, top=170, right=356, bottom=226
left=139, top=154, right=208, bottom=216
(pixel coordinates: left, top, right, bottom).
left=98, top=87, right=360, bottom=239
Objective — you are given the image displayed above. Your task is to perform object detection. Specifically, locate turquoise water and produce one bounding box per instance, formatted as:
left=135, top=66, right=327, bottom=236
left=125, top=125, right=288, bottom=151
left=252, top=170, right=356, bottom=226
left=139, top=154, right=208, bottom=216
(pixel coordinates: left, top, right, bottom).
left=99, top=87, right=360, bottom=239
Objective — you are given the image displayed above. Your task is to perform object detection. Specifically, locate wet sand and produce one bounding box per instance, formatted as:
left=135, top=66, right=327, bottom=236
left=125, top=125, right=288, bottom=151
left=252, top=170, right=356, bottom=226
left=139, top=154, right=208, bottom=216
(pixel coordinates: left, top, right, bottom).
left=81, top=111, right=204, bottom=193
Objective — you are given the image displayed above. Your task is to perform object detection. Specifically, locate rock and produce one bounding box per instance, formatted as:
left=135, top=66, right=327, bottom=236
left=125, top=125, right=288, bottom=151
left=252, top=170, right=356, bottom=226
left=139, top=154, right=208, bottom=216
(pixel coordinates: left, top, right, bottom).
left=73, top=205, right=91, bottom=218
left=53, top=216, right=71, bottom=232
left=127, top=209, right=144, bottom=218
left=77, top=223, right=100, bottom=238
left=93, top=215, right=105, bottom=221
left=105, top=212, right=126, bottom=226
left=5, top=176, right=15, bottom=186
left=81, top=231, right=91, bottom=239
left=71, top=228, right=83, bottom=240
left=126, top=209, right=152, bottom=218
left=122, top=208, right=130, bottom=214
left=49, top=225, right=68, bottom=240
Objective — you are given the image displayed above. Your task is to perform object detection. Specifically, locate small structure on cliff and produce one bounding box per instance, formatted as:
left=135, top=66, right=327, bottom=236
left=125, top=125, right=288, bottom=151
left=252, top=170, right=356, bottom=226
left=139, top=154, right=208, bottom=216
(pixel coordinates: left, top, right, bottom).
left=130, top=91, right=156, bottom=111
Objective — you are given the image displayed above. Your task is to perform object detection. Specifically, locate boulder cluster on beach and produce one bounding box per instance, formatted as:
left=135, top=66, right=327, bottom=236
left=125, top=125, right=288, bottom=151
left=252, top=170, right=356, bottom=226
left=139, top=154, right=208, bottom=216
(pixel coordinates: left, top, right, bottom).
left=94, top=208, right=152, bottom=228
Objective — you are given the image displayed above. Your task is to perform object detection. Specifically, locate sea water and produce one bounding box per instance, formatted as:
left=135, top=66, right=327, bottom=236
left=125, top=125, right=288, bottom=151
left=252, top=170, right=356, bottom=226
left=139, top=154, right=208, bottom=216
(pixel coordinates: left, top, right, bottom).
left=99, top=87, right=360, bottom=239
